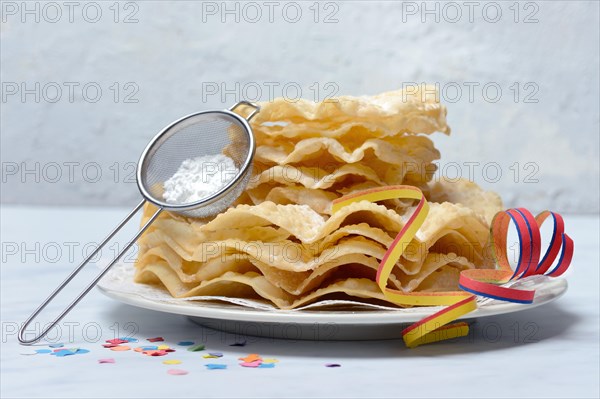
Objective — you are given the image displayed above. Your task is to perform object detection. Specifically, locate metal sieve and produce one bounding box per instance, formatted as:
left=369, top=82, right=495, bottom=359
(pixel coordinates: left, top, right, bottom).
left=18, top=101, right=260, bottom=344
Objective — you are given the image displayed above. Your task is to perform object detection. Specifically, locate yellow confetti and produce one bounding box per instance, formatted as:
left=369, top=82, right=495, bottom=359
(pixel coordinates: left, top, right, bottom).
left=157, top=345, right=170, bottom=350
left=262, top=358, right=279, bottom=363
left=162, top=359, right=182, bottom=365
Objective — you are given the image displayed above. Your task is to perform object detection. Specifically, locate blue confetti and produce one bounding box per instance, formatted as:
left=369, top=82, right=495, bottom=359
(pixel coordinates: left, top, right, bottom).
left=49, top=348, right=90, bottom=357
left=258, top=363, right=275, bottom=368
left=208, top=352, right=223, bottom=357
left=119, top=337, right=139, bottom=343
left=140, top=345, right=158, bottom=350
left=35, top=349, right=52, bottom=354
left=51, top=349, right=77, bottom=357
left=49, top=343, right=64, bottom=348
left=205, top=364, right=227, bottom=370
left=177, top=341, right=194, bottom=346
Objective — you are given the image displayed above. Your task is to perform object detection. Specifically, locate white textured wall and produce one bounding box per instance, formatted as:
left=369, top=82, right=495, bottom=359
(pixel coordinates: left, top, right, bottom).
left=1, top=1, right=598, bottom=213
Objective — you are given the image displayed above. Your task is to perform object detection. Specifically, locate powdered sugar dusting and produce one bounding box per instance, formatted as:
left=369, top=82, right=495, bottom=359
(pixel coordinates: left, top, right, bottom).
left=163, top=154, right=239, bottom=204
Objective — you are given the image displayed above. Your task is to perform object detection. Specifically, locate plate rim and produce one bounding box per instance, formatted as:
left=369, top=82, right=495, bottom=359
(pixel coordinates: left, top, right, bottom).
left=97, top=278, right=568, bottom=325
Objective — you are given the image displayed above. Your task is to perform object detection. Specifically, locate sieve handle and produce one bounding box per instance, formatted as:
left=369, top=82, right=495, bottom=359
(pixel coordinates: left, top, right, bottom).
left=229, top=101, right=261, bottom=121
left=18, top=200, right=163, bottom=345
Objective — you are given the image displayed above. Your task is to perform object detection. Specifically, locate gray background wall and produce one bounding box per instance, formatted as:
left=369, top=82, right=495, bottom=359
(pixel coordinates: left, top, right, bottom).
left=1, top=1, right=598, bottom=213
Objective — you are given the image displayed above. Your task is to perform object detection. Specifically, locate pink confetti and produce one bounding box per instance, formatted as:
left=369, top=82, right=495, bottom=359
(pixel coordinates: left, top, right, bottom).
left=106, top=338, right=129, bottom=345
left=98, top=358, right=115, bottom=364
left=102, top=343, right=119, bottom=348
left=167, top=369, right=189, bottom=376
left=240, top=360, right=262, bottom=368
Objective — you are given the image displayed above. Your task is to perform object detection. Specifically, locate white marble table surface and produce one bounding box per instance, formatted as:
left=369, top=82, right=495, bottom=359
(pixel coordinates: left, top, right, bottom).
left=1, top=206, right=599, bottom=399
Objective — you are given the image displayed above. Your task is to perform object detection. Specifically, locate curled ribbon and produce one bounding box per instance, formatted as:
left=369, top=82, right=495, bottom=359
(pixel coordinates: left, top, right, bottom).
left=331, top=185, right=574, bottom=348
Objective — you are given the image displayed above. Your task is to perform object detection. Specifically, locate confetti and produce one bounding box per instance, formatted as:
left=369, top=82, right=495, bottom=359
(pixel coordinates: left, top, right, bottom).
left=49, top=343, right=64, bottom=348
left=205, top=364, right=227, bottom=370
left=203, top=352, right=223, bottom=359
left=147, top=337, right=164, bottom=342
left=34, top=349, right=52, bottom=354
left=98, top=358, right=115, bottom=364
left=106, top=338, right=129, bottom=345
left=102, top=343, right=119, bottom=348
left=167, top=369, right=188, bottom=376
left=262, top=358, right=278, bottom=363
left=229, top=340, right=247, bottom=347
left=51, top=350, right=75, bottom=357
left=134, top=346, right=158, bottom=352
left=110, top=345, right=131, bottom=352
left=162, top=359, right=182, bottom=365
left=240, top=360, right=262, bottom=368
left=177, top=341, right=194, bottom=346
left=119, top=337, right=138, bottom=343
left=239, top=354, right=261, bottom=363
left=51, top=349, right=83, bottom=357
left=144, top=350, right=168, bottom=356
left=325, top=363, right=341, bottom=367
left=187, top=344, right=205, bottom=352
left=258, top=363, right=275, bottom=368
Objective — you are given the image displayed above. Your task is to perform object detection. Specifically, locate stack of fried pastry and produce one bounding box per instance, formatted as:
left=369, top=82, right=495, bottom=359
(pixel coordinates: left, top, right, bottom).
left=134, top=88, right=503, bottom=309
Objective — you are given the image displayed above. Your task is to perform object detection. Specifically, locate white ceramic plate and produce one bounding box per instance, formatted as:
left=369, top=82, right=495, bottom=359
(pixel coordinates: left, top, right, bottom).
left=98, top=264, right=568, bottom=340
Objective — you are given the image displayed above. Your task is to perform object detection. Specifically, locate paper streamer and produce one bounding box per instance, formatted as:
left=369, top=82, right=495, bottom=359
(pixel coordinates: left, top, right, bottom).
left=332, top=186, right=469, bottom=306
left=458, top=208, right=574, bottom=305
left=332, top=185, right=574, bottom=348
